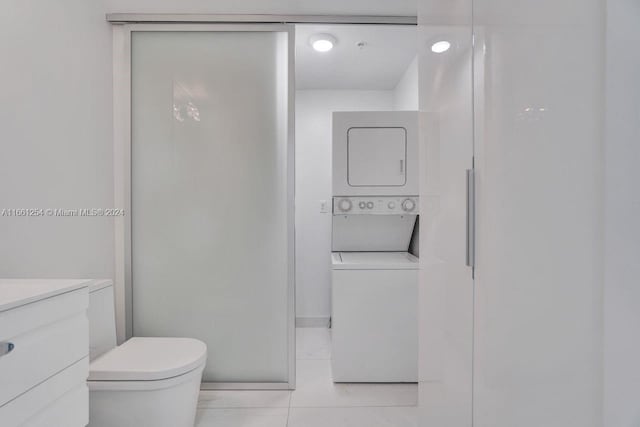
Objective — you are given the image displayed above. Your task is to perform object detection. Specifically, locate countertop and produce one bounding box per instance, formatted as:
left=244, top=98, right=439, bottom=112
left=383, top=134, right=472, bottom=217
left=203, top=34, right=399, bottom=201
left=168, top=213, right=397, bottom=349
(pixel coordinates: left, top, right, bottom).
left=0, top=279, right=92, bottom=312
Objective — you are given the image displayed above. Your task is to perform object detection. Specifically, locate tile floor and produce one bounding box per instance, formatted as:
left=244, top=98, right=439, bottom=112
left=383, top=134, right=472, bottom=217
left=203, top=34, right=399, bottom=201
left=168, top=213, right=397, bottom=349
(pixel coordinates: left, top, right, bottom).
left=196, top=328, right=418, bottom=426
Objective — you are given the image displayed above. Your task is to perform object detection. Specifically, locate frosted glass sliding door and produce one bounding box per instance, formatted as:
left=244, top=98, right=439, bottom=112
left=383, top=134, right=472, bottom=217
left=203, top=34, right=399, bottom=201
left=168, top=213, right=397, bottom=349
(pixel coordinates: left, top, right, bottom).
left=130, top=26, right=293, bottom=385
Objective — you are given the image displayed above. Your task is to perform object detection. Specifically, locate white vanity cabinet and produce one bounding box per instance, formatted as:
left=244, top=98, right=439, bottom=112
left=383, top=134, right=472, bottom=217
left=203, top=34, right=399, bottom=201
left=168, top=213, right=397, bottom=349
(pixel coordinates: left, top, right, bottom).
left=0, top=279, right=91, bottom=427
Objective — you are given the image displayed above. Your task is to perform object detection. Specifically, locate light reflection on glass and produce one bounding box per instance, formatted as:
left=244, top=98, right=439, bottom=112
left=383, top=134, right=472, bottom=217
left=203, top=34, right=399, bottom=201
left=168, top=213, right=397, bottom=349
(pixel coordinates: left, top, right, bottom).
left=186, top=102, right=200, bottom=121
left=517, top=105, right=548, bottom=122
left=173, top=80, right=202, bottom=123
left=173, top=104, right=184, bottom=122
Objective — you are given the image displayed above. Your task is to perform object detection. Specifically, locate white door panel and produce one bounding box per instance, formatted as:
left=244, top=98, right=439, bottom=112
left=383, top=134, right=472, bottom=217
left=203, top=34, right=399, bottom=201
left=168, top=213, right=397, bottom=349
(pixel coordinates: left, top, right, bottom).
left=472, top=1, right=604, bottom=426
left=417, top=20, right=475, bottom=426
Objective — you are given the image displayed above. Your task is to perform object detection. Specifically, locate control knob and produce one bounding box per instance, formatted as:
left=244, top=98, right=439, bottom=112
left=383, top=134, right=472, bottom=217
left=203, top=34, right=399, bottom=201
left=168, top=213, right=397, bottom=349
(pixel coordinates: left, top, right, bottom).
left=337, top=198, right=353, bottom=212
left=401, top=198, right=416, bottom=212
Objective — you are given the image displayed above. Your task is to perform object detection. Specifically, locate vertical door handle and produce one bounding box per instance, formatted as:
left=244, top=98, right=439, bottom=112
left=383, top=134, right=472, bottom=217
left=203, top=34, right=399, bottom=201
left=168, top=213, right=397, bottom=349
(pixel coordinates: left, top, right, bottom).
left=0, top=342, right=15, bottom=357
left=466, top=169, right=475, bottom=268
left=400, top=159, right=404, bottom=173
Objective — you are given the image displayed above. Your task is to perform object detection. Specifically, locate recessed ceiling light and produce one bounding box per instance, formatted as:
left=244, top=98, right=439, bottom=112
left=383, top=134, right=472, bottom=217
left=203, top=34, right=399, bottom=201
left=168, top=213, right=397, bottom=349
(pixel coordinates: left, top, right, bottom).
left=310, top=34, right=337, bottom=52
left=431, top=40, right=451, bottom=53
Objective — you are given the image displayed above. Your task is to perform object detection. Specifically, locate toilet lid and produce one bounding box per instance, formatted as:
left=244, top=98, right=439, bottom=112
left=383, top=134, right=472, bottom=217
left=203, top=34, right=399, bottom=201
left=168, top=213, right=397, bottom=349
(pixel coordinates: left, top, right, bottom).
left=89, top=337, right=207, bottom=382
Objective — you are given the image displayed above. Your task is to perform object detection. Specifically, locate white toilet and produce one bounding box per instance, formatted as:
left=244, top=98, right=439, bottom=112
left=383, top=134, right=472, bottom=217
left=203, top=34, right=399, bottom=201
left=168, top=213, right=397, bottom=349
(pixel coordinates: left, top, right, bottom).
left=87, top=279, right=207, bottom=427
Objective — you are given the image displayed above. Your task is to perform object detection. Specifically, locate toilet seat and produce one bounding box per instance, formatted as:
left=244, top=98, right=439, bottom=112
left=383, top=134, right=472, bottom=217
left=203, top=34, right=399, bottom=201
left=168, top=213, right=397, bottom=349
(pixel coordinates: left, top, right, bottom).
left=87, top=363, right=204, bottom=392
left=89, top=337, right=207, bottom=382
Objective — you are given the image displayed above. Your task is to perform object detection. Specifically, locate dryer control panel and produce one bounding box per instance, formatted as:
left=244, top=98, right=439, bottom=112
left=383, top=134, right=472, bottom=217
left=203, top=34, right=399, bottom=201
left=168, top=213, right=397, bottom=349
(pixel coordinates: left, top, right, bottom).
left=333, top=196, right=419, bottom=215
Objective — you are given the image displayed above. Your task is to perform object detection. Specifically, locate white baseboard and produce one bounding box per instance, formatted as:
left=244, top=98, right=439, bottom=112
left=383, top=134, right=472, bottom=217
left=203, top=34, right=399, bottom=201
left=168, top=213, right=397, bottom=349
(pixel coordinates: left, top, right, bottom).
left=296, top=317, right=330, bottom=328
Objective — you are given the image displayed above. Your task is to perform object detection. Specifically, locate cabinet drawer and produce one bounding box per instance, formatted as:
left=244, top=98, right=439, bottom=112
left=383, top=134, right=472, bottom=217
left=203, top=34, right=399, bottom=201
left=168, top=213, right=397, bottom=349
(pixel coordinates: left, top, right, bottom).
left=24, top=384, right=88, bottom=427
left=0, top=289, right=88, bottom=405
left=0, top=357, right=88, bottom=427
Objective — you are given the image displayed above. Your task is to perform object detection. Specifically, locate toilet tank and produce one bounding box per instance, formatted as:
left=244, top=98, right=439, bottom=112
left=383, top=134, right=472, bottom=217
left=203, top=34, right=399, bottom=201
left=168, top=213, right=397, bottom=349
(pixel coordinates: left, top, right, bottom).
left=88, top=279, right=118, bottom=361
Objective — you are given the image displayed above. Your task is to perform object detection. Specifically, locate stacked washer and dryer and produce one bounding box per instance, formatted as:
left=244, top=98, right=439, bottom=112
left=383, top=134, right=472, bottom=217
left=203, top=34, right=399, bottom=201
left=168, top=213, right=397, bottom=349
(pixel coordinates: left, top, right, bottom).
left=331, top=111, right=418, bottom=383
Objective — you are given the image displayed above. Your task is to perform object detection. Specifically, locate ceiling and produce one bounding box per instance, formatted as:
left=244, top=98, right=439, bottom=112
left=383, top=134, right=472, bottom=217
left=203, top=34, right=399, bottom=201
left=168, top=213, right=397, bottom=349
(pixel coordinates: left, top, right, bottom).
left=295, top=24, right=417, bottom=90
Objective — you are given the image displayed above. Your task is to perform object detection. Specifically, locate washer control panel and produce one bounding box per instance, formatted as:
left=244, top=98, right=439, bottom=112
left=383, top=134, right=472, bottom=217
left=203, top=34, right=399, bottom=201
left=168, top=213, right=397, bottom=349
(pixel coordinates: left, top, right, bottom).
left=333, top=196, right=419, bottom=215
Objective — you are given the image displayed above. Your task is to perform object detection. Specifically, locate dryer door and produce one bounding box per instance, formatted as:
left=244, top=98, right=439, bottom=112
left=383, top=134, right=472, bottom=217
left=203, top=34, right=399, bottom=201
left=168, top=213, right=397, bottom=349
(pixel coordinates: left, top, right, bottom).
left=332, top=111, right=418, bottom=196
left=347, top=127, right=407, bottom=186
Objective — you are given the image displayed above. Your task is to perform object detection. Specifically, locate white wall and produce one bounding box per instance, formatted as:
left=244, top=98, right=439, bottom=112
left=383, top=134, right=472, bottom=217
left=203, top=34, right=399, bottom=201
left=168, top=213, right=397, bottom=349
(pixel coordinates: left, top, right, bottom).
left=394, top=56, right=419, bottom=110
left=295, top=90, right=395, bottom=323
left=604, top=0, right=640, bottom=425
left=0, top=1, right=114, bottom=279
